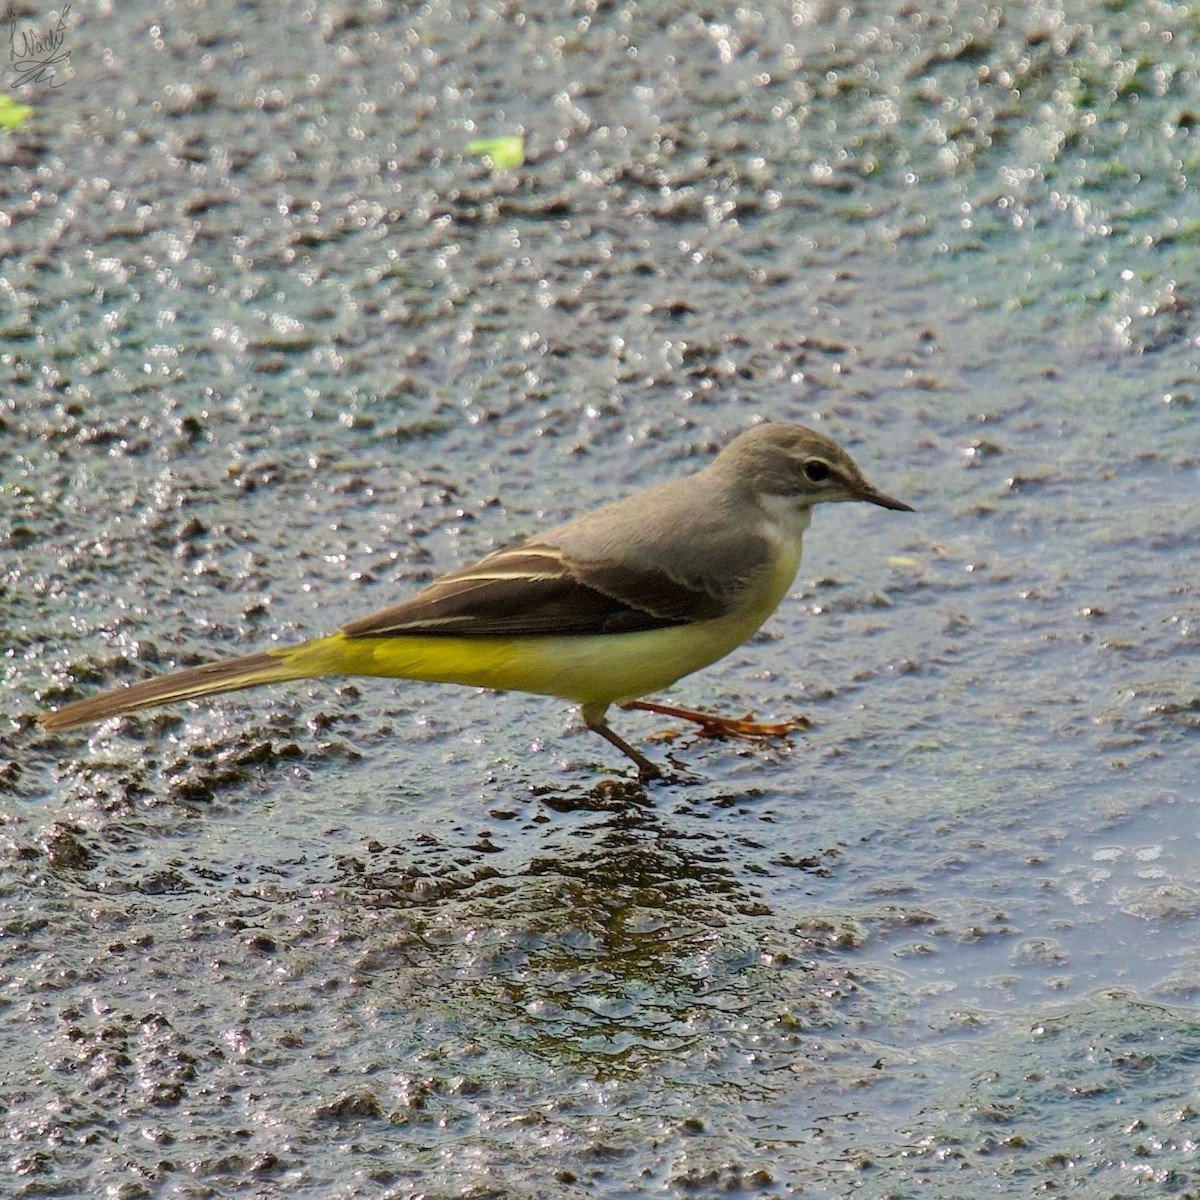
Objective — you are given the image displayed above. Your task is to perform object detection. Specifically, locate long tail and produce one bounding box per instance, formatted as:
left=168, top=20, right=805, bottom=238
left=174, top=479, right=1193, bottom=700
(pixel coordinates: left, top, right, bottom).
left=38, top=645, right=313, bottom=731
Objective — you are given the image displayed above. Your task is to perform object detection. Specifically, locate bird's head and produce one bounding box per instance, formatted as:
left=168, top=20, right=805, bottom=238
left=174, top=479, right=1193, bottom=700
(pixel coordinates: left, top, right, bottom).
left=719, top=422, right=914, bottom=513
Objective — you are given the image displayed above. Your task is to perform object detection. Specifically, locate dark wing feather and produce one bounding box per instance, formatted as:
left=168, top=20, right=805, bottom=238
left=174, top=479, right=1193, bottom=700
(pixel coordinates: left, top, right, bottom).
left=341, top=544, right=728, bottom=640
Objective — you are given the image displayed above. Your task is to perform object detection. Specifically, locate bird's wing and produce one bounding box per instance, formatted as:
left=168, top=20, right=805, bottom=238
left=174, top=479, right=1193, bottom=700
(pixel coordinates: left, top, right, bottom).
left=340, top=542, right=730, bottom=639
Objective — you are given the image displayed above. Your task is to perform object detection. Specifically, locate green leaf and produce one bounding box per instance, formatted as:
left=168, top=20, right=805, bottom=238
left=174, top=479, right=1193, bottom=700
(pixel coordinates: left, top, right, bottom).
left=467, top=135, right=526, bottom=170
left=0, top=95, right=34, bottom=130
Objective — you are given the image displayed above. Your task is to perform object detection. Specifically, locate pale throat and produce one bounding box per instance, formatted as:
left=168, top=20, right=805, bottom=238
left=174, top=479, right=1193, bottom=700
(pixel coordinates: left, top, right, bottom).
left=758, top=491, right=815, bottom=552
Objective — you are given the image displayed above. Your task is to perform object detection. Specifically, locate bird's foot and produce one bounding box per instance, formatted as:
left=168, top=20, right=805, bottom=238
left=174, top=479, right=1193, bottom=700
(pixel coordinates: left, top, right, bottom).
left=585, top=717, right=667, bottom=782
left=621, top=699, right=810, bottom=742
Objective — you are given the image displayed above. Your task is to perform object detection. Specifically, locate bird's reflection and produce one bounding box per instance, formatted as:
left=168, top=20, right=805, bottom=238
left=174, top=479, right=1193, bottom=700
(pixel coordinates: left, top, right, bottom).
left=330, top=779, right=801, bottom=1075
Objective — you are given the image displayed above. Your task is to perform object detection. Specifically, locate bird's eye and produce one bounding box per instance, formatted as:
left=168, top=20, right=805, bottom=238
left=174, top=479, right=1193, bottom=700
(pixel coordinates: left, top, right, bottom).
left=803, top=458, right=831, bottom=483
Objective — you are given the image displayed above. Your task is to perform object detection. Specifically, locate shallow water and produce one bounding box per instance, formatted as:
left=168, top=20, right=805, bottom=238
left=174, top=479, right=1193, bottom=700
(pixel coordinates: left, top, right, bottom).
left=2, top=0, right=1198, bottom=1196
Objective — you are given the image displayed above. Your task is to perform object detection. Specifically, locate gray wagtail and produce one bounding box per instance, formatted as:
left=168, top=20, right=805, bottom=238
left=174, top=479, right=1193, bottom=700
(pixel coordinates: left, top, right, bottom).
left=38, top=423, right=913, bottom=779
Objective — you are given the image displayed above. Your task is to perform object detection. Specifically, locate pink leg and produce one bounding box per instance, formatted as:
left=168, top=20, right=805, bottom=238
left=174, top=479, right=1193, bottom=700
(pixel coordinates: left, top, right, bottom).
left=622, top=699, right=810, bottom=740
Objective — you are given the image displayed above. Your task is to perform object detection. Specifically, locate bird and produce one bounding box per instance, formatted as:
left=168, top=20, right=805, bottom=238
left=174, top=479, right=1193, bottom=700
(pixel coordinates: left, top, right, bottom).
left=37, top=422, right=913, bottom=780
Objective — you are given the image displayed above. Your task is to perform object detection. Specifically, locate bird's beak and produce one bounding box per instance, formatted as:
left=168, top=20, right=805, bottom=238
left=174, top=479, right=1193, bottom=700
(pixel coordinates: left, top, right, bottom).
left=858, top=485, right=915, bottom=512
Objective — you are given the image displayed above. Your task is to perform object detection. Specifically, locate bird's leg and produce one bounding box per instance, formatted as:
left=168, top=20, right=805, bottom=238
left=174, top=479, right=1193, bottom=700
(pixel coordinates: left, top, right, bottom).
left=621, top=699, right=810, bottom=741
left=581, top=703, right=663, bottom=781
